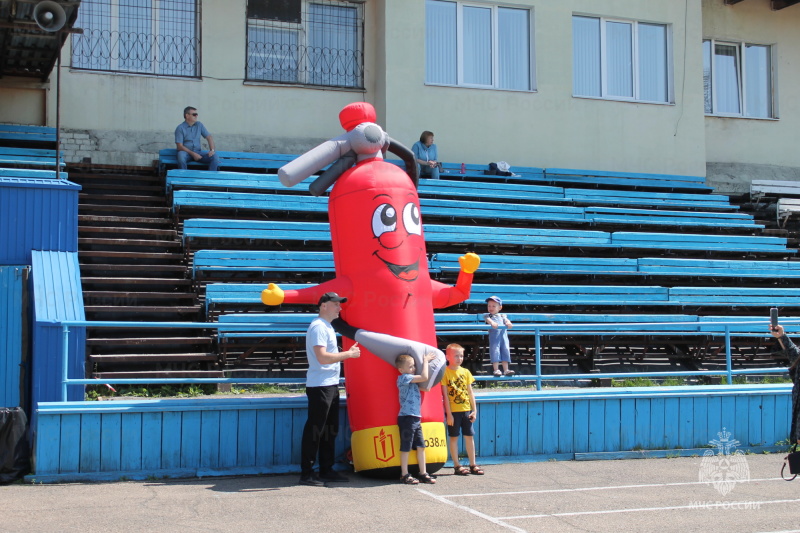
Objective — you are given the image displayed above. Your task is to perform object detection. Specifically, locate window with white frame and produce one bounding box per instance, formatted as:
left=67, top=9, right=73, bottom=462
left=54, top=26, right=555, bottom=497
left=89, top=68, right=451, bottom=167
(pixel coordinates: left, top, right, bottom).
left=71, top=0, right=199, bottom=77
left=702, top=40, right=773, bottom=119
left=425, top=0, right=533, bottom=91
left=572, top=15, right=671, bottom=103
left=246, top=0, right=364, bottom=89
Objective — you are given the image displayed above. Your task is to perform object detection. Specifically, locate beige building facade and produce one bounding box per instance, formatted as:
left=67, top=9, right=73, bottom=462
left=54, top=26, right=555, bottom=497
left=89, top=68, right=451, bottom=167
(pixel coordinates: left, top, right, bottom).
left=0, top=0, right=797, bottom=192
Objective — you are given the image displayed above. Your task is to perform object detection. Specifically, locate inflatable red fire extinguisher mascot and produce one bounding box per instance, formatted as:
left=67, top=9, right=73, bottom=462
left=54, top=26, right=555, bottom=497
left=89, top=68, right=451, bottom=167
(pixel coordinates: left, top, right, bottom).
left=261, top=102, right=479, bottom=475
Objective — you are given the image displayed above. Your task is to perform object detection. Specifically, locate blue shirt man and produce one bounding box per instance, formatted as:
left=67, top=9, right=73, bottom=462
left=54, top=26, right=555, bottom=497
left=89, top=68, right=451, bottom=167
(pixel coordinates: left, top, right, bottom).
left=174, top=106, right=220, bottom=171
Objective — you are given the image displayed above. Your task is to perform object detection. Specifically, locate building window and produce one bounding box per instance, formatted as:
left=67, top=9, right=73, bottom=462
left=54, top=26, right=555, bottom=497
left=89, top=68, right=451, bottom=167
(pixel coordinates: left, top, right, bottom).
left=703, top=40, right=773, bottom=119
left=572, top=15, right=671, bottom=103
left=246, top=0, right=364, bottom=89
left=425, top=0, right=533, bottom=91
left=71, top=0, right=199, bottom=77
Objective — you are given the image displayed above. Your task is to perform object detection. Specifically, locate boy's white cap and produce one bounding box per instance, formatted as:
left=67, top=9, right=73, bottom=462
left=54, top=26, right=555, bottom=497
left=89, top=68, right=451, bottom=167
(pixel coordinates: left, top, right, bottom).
left=486, top=295, right=502, bottom=305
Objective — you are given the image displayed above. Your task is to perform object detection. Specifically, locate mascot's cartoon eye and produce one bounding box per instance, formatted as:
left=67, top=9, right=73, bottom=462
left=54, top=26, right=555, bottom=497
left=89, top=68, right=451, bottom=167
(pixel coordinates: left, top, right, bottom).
left=372, top=203, right=397, bottom=236
left=403, top=203, right=422, bottom=236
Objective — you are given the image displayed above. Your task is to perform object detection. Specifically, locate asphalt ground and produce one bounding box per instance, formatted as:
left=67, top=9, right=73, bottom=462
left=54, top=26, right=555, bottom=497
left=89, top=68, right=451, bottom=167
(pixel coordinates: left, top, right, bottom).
left=3, top=454, right=800, bottom=533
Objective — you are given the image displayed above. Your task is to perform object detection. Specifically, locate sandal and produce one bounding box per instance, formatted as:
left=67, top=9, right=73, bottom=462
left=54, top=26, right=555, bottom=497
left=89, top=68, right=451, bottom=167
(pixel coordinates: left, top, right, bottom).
left=416, top=472, right=437, bottom=484
left=469, top=465, right=485, bottom=475
left=454, top=465, right=470, bottom=476
left=400, top=473, right=419, bottom=485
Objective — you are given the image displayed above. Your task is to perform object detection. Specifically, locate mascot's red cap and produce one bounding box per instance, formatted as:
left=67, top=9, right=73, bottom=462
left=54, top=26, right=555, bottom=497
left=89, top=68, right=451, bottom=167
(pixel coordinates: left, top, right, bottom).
left=339, top=102, right=377, bottom=132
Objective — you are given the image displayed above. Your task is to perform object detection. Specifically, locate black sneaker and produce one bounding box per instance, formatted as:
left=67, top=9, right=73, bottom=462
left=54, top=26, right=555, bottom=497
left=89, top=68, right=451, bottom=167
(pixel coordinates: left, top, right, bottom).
left=319, top=471, right=350, bottom=482
left=299, top=474, right=325, bottom=487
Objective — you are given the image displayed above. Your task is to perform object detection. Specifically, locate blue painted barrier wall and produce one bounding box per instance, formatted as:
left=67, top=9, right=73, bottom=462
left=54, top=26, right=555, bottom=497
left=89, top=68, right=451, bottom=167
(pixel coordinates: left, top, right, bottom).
left=31, top=385, right=791, bottom=483
left=30, top=251, right=85, bottom=408
left=0, top=266, right=27, bottom=408
left=0, top=178, right=80, bottom=264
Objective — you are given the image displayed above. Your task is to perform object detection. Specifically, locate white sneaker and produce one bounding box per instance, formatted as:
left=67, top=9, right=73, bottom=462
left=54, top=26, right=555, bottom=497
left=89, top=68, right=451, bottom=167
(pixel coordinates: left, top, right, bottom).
left=493, top=370, right=502, bottom=377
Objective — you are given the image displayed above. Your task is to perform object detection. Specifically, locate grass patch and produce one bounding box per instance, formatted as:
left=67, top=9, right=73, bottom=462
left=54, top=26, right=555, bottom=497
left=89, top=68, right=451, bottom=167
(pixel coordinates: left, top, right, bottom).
left=85, top=384, right=217, bottom=401
left=612, top=377, right=655, bottom=387
left=230, top=384, right=297, bottom=395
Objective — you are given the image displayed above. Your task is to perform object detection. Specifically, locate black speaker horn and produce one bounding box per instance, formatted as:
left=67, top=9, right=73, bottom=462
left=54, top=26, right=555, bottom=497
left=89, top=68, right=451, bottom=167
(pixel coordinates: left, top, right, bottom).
left=33, top=1, right=66, bottom=32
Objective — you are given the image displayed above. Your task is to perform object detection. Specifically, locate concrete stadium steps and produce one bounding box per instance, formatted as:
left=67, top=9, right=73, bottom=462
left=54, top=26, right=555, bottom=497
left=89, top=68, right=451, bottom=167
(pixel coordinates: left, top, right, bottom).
left=70, top=167, right=217, bottom=380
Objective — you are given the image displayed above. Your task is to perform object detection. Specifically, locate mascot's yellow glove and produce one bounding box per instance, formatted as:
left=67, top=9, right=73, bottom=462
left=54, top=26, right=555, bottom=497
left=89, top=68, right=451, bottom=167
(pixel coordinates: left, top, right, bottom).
left=261, top=283, right=285, bottom=306
left=459, top=252, right=480, bottom=274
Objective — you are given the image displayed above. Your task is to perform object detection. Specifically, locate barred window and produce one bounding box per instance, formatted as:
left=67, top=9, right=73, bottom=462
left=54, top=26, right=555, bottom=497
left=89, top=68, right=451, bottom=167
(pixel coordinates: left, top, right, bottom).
left=246, top=0, right=364, bottom=89
left=71, top=0, right=199, bottom=77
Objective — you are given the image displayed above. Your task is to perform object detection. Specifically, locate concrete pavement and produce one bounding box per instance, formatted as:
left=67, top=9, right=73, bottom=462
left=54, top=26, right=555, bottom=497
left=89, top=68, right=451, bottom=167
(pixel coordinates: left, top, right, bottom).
left=2, top=454, right=799, bottom=532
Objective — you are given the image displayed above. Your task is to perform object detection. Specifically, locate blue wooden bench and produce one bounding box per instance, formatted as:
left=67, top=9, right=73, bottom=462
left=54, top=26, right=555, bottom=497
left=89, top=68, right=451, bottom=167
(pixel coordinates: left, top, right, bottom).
left=215, top=312, right=320, bottom=366
left=206, top=281, right=800, bottom=315
left=166, top=169, right=739, bottom=213
left=438, top=162, right=546, bottom=182
left=0, top=167, right=64, bottom=179
left=0, top=147, right=65, bottom=169
left=159, top=149, right=296, bottom=174
left=193, top=250, right=800, bottom=284
left=172, top=190, right=330, bottom=218
left=214, top=310, right=793, bottom=338
left=545, top=168, right=713, bottom=192
left=387, top=159, right=548, bottom=184
left=667, top=287, right=800, bottom=306
left=171, top=189, right=588, bottom=225
left=427, top=225, right=792, bottom=254
left=172, top=189, right=758, bottom=231
left=193, top=250, right=337, bottom=279
left=166, top=169, right=569, bottom=204
left=467, top=284, right=800, bottom=307
left=565, top=188, right=734, bottom=210
left=418, top=178, right=568, bottom=203
left=182, top=219, right=332, bottom=252
left=0, top=124, right=57, bottom=146
left=433, top=312, right=705, bottom=334
left=204, top=283, right=670, bottom=312
left=636, top=257, right=800, bottom=278
left=166, top=170, right=293, bottom=194
left=609, top=232, right=791, bottom=253
left=697, top=315, right=799, bottom=333
left=431, top=253, right=639, bottom=275
left=182, top=219, right=793, bottom=255
left=205, top=283, right=312, bottom=314
left=584, top=207, right=761, bottom=229
left=466, top=284, right=671, bottom=306
left=215, top=311, right=707, bottom=337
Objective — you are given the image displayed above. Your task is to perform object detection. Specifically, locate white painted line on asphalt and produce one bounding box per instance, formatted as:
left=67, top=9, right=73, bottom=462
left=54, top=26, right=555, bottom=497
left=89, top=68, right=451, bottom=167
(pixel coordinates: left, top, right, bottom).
left=416, top=488, right=527, bottom=533
left=498, top=498, right=800, bottom=520
left=439, top=477, right=785, bottom=498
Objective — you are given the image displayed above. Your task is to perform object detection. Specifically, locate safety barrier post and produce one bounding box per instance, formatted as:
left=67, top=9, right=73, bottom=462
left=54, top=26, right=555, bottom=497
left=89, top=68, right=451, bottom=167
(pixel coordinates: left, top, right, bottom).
left=725, top=327, right=733, bottom=385
left=535, top=328, right=542, bottom=391
left=62, top=323, right=70, bottom=402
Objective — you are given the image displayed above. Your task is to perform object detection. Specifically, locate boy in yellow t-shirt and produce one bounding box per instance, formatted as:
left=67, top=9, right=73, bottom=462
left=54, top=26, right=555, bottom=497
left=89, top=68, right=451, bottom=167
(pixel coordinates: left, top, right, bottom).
left=440, top=343, right=484, bottom=475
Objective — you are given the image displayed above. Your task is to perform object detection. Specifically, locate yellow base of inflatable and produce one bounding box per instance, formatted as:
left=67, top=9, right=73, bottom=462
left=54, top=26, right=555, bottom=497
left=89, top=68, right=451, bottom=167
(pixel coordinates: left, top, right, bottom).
left=351, top=421, right=448, bottom=473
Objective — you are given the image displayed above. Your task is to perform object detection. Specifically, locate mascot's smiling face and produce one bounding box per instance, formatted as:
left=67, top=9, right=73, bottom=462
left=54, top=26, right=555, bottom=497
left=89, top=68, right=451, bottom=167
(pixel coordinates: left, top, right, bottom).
left=329, top=160, right=428, bottom=283
left=370, top=192, right=423, bottom=282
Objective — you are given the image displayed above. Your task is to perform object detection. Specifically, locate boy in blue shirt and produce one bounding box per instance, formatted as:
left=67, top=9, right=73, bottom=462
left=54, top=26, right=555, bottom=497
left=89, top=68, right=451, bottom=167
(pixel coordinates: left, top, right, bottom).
left=396, top=351, right=438, bottom=484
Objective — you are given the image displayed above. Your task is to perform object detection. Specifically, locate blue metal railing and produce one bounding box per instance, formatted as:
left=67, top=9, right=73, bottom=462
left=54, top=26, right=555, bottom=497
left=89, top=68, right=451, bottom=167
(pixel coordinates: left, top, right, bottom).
left=59, top=318, right=797, bottom=400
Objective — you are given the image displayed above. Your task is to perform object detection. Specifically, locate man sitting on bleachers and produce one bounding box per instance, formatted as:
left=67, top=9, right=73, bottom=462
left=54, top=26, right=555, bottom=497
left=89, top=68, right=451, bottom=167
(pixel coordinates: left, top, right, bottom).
left=174, top=106, right=219, bottom=171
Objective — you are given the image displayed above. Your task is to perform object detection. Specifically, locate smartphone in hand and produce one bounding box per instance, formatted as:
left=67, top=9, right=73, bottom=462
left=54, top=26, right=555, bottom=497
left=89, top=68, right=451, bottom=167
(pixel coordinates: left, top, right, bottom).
left=770, top=307, right=779, bottom=330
